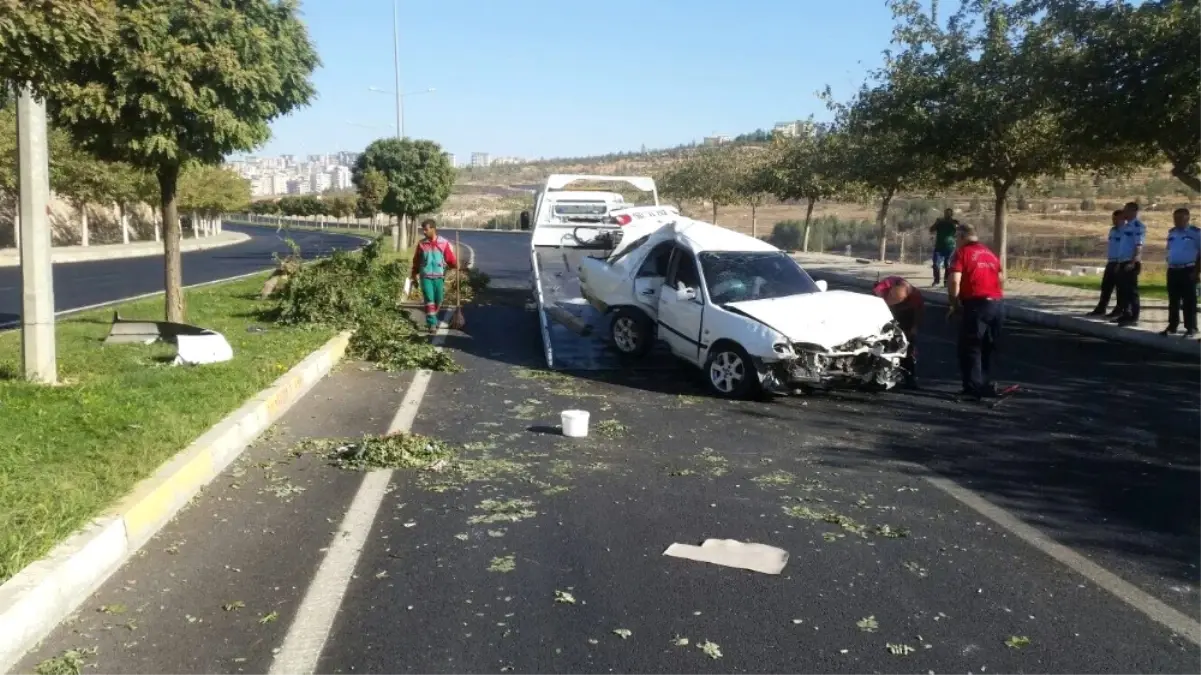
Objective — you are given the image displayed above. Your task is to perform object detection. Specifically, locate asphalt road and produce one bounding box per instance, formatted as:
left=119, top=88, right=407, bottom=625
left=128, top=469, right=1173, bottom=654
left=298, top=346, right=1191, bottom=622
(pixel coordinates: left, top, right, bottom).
left=0, top=223, right=366, bottom=329
left=17, top=229, right=1200, bottom=674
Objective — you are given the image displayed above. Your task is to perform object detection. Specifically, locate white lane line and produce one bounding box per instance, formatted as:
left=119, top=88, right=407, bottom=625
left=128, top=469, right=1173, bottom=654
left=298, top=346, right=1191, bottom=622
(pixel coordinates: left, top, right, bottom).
left=923, top=473, right=1201, bottom=646
left=268, top=328, right=447, bottom=675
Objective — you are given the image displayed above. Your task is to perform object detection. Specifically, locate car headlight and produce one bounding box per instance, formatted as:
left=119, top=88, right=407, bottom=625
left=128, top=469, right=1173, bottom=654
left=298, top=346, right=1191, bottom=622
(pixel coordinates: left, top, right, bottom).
left=773, top=342, right=794, bottom=356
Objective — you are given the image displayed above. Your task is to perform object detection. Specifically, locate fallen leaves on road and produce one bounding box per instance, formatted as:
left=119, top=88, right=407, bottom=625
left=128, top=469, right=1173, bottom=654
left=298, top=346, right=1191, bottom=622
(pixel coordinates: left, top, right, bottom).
left=98, top=603, right=126, bottom=615
left=258, top=611, right=279, bottom=625
left=594, top=419, right=628, bottom=437
left=612, top=628, right=632, bottom=639
left=222, top=601, right=245, bottom=611
left=488, top=555, right=516, bottom=573
left=554, top=590, right=577, bottom=605
left=856, top=616, right=879, bottom=632
left=903, top=561, right=929, bottom=577
left=34, top=647, right=97, bottom=675
left=1005, top=635, right=1031, bottom=649
left=886, top=643, right=915, bottom=656
left=752, top=470, right=796, bottom=487
left=322, top=433, right=455, bottom=471
left=699, top=640, right=723, bottom=659
left=673, top=636, right=690, bottom=646
left=469, top=498, right=537, bottom=525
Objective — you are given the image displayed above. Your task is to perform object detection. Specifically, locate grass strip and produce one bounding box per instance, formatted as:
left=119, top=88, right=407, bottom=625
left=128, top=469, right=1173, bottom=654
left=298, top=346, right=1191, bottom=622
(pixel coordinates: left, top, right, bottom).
left=0, top=274, right=337, bottom=582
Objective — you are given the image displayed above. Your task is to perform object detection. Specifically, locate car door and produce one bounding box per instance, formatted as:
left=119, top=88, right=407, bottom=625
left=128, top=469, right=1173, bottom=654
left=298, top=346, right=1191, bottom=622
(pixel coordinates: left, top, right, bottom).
left=657, top=247, right=706, bottom=364
left=632, top=241, right=674, bottom=315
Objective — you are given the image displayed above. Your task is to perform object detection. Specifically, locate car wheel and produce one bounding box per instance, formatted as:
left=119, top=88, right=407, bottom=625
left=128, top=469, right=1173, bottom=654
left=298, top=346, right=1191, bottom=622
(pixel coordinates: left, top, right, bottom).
left=610, top=308, right=652, bottom=357
left=705, top=344, right=758, bottom=399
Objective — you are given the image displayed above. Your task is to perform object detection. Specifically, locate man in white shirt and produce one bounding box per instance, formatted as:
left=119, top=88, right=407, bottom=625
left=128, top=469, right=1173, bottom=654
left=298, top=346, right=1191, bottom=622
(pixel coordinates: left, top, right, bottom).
left=1088, top=209, right=1127, bottom=318
left=1163, top=207, right=1201, bottom=338
left=1114, top=201, right=1145, bottom=327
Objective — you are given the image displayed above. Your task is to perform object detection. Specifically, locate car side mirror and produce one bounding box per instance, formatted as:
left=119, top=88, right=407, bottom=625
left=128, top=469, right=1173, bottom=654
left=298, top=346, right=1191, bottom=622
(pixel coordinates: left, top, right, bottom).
left=815, top=279, right=828, bottom=292
left=676, top=286, right=697, bottom=302
left=519, top=211, right=531, bottom=231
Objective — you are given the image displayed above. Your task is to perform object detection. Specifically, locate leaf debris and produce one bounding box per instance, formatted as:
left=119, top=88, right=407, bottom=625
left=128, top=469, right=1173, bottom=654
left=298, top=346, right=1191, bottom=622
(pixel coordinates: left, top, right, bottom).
left=258, top=611, right=279, bottom=624
left=886, top=643, right=915, bottom=655
left=34, top=647, right=97, bottom=675
left=554, top=590, right=577, bottom=605
left=488, top=555, right=516, bottom=573
left=856, top=615, right=879, bottom=632
left=222, top=601, right=245, bottom=611
left=612, top=628, right=632, bottom=639
left=699, top=640, right=723, bottom=659
left=1005, top=635, right=1031, bottom=649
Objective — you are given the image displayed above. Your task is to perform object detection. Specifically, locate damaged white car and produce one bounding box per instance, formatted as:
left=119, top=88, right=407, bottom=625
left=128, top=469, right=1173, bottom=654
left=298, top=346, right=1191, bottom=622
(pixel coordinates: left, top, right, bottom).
left=577, top=214, right=909, bottom=398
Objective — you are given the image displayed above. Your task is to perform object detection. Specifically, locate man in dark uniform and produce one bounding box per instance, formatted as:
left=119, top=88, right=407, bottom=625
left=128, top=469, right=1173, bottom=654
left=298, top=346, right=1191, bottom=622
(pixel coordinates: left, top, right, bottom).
left=928, top=208, right=959, bottom=287
left=1162, top=207, right=1201, bottom=338
left=947, top=224, right=1004, bottom=400
left=871, top=275, right=923, bottom=389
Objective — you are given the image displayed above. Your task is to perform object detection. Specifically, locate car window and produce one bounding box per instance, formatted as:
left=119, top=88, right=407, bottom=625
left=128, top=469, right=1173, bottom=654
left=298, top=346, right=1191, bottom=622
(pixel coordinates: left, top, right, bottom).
left=608, top=234, right=651, bottom=264
left=667, top=247, right=702, bottom=290
left=700, top=251, right=821, bottom=304
left=636, top=241, right=674, bottom=278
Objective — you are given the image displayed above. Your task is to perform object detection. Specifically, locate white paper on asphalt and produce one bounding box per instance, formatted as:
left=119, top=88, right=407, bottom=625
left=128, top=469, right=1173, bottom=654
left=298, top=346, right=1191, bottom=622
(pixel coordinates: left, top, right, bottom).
left=663, top=539, right=789, bottom=575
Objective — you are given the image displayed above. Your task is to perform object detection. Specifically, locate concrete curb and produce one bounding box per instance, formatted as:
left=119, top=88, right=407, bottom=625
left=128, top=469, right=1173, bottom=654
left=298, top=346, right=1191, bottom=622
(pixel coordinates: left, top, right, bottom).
left=0, top=232, right=250, bottom=267
left=806, top=265, right=1201, bottom=359
left=0, top=330, right=353, bottom=673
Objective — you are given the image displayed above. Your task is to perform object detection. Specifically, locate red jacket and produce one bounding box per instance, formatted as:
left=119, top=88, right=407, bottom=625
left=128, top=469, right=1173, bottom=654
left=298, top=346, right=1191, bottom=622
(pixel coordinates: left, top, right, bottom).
left=411, top=236, right=458, bottom=279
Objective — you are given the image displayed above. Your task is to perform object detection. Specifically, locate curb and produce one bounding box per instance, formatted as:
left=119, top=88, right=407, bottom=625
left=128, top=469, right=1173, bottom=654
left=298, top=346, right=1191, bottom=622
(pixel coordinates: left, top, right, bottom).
left=807, top=266, right=1201, bottom=359
left=0, top=232, right=250, bottom=267
left=0, top=330, right=353, bottom=673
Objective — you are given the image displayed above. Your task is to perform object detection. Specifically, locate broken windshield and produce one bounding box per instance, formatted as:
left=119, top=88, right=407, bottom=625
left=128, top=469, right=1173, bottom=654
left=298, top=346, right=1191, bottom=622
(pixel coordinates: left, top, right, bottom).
left=699, top=251, right=821, bottom=304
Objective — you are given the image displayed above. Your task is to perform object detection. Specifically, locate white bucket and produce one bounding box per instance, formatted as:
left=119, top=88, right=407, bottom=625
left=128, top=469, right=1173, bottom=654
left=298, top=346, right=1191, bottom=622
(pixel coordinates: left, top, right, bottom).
left=561, top=410, right=590, bottom=438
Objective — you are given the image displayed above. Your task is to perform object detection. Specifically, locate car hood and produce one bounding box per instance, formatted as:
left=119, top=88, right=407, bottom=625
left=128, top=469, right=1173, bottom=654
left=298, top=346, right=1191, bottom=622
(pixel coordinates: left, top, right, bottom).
left=725, top=290, right=896, bottom=350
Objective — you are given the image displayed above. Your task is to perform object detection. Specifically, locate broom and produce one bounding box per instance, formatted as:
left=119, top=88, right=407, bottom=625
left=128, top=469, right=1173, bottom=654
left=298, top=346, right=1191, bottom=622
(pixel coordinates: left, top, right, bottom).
left=449, top=231, right=467, bottom=330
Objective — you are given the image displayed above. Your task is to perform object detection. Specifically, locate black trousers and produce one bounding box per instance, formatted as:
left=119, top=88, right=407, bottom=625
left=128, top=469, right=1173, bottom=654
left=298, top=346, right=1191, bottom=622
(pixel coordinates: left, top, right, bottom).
left=1116, top=261, right=1141, bottom=320
left=892, top=306, right=918, bottom=377
left=1166, top=266, right=1198, bottom=332
left=1093, top=261, right=1120, bottom=313
left=958, top=298, right=1004, bottom=394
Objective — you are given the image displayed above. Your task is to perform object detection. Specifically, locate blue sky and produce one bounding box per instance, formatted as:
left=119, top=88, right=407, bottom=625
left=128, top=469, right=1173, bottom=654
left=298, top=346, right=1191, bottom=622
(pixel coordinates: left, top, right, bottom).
left=255, top=0, right=901, bottom=160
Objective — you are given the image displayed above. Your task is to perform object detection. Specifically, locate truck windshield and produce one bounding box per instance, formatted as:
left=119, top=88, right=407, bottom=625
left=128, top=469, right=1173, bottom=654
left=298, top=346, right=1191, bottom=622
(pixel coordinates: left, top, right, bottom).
left=699, top=251, right=821, bottom=304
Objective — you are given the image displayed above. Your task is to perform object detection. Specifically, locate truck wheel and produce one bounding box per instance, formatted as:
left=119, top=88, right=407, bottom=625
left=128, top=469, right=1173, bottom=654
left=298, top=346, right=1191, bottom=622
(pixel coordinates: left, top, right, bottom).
left=705, top=343, right=758, bottom=399
left=610, top=308, right=652, bottom=357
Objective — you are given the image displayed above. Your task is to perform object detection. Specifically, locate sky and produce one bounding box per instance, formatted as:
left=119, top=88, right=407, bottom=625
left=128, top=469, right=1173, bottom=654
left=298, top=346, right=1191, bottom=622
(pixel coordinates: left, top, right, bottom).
left=253, top=0, right=903, bottom=161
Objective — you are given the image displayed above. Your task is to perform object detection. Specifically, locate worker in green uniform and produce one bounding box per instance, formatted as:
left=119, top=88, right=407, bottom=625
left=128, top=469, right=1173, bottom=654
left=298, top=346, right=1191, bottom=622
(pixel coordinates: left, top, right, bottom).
left=929, top=208, right=960, bottom=287
left=410, top=219, right=459, bottom=334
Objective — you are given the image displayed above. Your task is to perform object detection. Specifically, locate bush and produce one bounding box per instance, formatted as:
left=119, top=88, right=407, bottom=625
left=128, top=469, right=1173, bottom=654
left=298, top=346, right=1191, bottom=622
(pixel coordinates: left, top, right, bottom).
left=269, top=237, right=467, bottom=372
left=769, top=220, right=803, bottom=250
left=1080, top=198, right=1096, bottom=212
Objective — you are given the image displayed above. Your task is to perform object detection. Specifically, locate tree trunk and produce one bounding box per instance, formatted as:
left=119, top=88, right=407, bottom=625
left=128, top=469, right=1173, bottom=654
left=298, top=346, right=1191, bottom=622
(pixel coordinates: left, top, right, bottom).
left=80, top=207, right=89, bottom=247
left=875, top=189, right=895, bottom=262
left=158, top=163, right=185, bottom=322
left=751, top=202, right=758, bottom=239
left=1171, top=163, right=1201, bottom=193
left=801, top=197, right=816, bottom=252
left=992, top=182, right=1011, bottom=275
left=711, top=201, right=718, bottom=225
left=118, top=203, right=129, bottom=244
left=154, top=213, right=161, bottom=243
left=399, top=213, right=410, bottom=251
left=13, top=210, right=19, bottom=248
left=899, top=231, right=907, bottom=263
left=192, top=211, right=202, bottom=238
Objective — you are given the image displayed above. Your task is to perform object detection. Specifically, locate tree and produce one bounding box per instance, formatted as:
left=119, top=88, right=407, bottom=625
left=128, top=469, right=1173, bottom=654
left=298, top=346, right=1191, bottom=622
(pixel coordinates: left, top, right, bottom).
left=656, top=162, right=699, bottom=214
left=878, top=0, right=1098, bottom=270
left=18, top=1, right=319, bottom=321
left=352, top=138, right=455, bottom=250
left=353, top=167, right=387, bottom=228
left=733, top=149, right=776, bottom=239
left=682, top=147, right=741, bottom=224
left=1035, top=0, right=1199, bottom=192
left=768, top=128, right=848, bottom=252
left=823, top=78, right=934, bottom=261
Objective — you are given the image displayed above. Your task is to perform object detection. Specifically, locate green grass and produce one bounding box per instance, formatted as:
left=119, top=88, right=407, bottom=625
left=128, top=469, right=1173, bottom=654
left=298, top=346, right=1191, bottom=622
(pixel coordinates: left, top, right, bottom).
left=0, top=275, right=337, bottom=582
left=1017, top=272, right=1170, bottom=300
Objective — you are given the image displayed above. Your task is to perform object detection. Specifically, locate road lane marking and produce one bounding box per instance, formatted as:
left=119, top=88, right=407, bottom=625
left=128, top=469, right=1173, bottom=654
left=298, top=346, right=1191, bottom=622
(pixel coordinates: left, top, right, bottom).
left=923, top=472, right=1201, bottom=646
left=268, top=328, right=446, bottom=675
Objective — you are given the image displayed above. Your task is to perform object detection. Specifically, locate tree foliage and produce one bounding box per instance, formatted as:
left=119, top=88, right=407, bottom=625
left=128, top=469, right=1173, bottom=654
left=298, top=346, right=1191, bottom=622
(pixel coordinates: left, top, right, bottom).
left=767, top=128, right=850, bottom=252
left=3, top=0, right=320, bottom=321
left=352, top=138, right=455, bottom=247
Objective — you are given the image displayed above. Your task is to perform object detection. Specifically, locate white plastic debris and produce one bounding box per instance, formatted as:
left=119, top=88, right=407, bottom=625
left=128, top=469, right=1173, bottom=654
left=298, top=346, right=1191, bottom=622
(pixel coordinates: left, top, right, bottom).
left=561, top=410, right=590, bottom=437
left=663, top=539, right=789, bottom=575
left=173, top=331, right=234, bottom=365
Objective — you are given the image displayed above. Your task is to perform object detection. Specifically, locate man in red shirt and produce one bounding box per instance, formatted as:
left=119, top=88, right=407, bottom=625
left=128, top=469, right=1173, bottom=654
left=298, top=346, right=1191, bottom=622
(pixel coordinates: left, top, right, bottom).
left=871, top=275, right=923, bottom=389
left=947, top=224, right=1005, bottom=399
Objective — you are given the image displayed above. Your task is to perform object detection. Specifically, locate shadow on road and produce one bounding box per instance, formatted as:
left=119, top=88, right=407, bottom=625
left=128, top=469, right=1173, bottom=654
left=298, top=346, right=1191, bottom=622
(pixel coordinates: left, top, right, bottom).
left=447, top=292, right=1201, bottom=614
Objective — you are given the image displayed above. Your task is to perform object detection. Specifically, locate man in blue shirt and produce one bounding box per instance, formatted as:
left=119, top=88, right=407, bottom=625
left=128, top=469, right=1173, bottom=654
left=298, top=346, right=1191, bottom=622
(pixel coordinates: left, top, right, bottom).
left=1088, top=209, right=1127, bottom=317
left=1162, top=207, right=1201, bottom=338
left=1114, top=201, right=1145, bottom=327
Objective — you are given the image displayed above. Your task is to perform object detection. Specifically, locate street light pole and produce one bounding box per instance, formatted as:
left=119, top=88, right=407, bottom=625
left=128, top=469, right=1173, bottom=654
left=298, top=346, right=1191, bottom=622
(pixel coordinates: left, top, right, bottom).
left=16, top=85, right=56, bottom=384
left=392, top=0, right=402, bottom=139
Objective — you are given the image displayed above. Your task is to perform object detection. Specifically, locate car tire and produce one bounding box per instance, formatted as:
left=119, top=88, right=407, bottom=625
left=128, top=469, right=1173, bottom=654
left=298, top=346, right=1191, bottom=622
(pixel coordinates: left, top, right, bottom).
left=704, top=343, right=758, bottom=399
left=610, top=308, right=653, bottom=357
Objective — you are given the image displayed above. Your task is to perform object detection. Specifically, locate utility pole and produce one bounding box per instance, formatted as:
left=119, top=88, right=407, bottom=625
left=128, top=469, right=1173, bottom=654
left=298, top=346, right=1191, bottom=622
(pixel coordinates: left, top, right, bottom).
left=392, top=0, right=403, bottom=139
left=16, top=86, right=57, bottom=384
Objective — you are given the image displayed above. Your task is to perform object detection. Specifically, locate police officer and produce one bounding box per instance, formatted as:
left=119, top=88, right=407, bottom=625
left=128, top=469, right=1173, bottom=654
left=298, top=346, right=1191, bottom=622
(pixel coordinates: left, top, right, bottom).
left=871, top=275, right=923, bottom=389
left=1114, top=201, right=1146, bottom=327
left=1162, top=207, right=1201, bottom=338
left=1088, top=209, right=1127, bottom=317
left=947, top=224, right=1004, bottom=400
